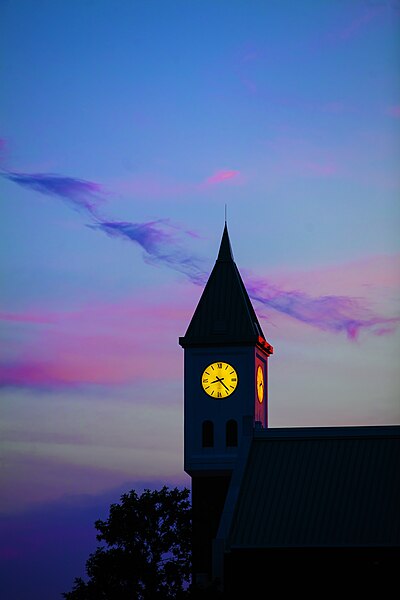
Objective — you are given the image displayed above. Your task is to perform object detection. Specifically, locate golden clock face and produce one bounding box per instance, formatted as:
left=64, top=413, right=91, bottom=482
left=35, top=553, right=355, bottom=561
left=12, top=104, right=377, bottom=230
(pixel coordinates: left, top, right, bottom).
left=256, top=365, right=264, bottom=403
left=201, top=362, right=238, bottom=398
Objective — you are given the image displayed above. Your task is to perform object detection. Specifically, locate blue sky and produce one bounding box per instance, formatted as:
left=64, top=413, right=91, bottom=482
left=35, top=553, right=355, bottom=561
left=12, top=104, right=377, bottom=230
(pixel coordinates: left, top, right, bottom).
left=0, top=1, right=399, bottom=598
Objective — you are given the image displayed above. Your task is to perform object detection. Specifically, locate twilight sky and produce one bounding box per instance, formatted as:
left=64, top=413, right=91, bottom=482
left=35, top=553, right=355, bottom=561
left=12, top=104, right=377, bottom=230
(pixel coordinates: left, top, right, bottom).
left=0, top=1, right=399, bottom=598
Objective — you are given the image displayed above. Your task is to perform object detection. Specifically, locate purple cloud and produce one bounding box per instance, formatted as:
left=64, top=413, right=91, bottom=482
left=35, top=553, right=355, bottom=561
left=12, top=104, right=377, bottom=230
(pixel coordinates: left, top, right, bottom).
left=90, top=219, right=207, bottom=285
left=88, top=218, right=400, bottom=340
left=246, top=277, right=400, bottom=339
left=1, top=170, right=105, bottom=216
left=1, top=163, right=207, bottom=284
left=3, top=162, right=398, bottom=340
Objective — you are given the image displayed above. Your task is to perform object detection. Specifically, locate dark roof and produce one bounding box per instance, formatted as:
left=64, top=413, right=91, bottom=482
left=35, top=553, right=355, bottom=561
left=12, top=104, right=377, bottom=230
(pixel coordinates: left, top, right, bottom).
left=228, top=426, right=400, bottom=548
left=179, top=225, right=270, bottom=348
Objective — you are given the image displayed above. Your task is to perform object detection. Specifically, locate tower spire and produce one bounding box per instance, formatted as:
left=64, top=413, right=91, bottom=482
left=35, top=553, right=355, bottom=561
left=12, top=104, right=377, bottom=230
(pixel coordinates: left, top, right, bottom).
left=179, top=224, right=271, bottom=348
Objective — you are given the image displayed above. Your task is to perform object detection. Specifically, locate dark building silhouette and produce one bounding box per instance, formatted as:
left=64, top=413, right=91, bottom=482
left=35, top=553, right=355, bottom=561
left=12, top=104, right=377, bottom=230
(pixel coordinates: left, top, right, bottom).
left=179, top=225, right=400, bottom=594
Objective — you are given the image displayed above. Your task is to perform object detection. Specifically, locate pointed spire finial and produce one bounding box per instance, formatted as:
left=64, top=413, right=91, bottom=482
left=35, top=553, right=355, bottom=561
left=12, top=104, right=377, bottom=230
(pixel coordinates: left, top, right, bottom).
left=217, top=221, right=234, bottom=262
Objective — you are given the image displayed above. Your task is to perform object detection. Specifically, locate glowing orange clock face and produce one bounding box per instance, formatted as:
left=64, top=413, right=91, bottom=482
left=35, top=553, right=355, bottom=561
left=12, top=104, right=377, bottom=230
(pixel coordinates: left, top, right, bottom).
left=256, top=365, right=264, bottom=403
left=201, top=362, right=238, bottom=398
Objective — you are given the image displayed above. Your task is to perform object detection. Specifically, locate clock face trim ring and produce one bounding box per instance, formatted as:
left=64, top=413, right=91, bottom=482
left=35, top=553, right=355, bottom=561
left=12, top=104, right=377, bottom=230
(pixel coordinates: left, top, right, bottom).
left=257, top=365, right=264, bottom=403
left=201, top=361, right=238, bottom=398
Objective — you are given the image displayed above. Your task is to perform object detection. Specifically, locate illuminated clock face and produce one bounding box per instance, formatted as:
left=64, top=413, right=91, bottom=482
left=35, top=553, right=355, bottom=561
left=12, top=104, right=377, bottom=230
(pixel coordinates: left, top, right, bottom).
left=256, top=365, right=264, bottom=403
left=201, top=362, right=238, bottom=398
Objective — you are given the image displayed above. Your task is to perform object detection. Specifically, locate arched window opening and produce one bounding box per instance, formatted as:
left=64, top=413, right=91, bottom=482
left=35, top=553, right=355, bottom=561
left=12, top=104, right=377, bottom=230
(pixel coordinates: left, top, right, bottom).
left=226, top=419, right=238, bottom=447
left=202, top=420, right=214, bottom=448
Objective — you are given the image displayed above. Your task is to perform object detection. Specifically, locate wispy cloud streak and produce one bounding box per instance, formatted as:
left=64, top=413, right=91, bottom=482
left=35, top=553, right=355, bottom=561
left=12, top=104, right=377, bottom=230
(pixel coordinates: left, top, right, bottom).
left=1, top=170, right=105, bottom=216
left=3, top=163, right=398, bottom=340
left=246, top=277, right=400, bottom=339
left=90, top=219, right=207, bottom=284
left=1, top=164, right=207, bottom=285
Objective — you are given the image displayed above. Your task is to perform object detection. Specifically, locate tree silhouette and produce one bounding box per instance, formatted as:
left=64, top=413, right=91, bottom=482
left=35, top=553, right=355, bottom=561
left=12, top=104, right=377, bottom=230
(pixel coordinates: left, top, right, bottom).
left=63, top=486, right=191, bottom=600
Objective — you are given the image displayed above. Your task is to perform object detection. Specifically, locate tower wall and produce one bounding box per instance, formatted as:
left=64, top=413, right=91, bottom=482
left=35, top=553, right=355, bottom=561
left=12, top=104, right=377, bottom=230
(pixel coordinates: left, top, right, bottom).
left=184, top=345, right=262, bottom=474
left=191, top=474, right=231, bottom=586
left=179, top=225, right=273, bottom=589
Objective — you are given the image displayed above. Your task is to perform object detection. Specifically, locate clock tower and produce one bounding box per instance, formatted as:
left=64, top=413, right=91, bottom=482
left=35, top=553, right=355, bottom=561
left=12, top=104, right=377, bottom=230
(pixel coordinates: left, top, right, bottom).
left=179, top=224, right=273, bottom=586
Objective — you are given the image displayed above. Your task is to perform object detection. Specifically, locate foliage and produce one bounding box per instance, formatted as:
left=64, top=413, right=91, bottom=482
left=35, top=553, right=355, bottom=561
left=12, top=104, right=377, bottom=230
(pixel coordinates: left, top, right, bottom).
left=63, top=486, right=191, bottom=600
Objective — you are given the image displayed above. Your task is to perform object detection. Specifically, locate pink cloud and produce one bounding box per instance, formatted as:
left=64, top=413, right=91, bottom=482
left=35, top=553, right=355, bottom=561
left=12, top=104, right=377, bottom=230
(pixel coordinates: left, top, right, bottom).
left=203, top=170, right=240, bottom=186
left=1, top=361, right=91, bottom=388
left=0, top=291, right=189, bottom=389
left=0, top=297, right=191, bottom=329
left=0, top=354, right=159, bottom=388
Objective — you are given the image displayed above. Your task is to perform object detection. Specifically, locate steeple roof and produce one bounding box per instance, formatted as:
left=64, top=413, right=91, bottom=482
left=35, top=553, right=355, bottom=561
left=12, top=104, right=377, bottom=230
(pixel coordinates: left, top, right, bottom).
left=217, top=223, right=234, bottom=261
left=179, top=225, right=271, bottom=348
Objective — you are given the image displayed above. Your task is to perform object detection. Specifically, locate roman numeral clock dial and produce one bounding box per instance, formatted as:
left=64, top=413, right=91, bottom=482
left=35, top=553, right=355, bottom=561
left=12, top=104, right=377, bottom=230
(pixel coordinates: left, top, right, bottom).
left=201, top=362, right=238, bottom=398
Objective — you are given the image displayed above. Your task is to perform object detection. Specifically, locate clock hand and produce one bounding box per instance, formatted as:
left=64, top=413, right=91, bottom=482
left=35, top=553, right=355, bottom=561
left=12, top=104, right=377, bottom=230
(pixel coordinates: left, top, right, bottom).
left=215, top=376, right=229, bottom=391
left=210, top=376, right=230, bottom=392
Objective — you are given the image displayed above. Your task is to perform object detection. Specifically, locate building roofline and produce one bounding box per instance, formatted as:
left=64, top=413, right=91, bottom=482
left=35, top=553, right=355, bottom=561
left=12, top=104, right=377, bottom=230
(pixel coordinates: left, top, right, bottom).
left=254, top=424, right=400, bottom=441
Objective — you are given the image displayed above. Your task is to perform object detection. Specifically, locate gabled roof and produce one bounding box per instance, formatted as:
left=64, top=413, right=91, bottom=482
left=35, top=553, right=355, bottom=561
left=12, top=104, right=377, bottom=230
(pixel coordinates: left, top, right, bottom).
left=179, top=225, right=270, bottom=348
left=227, top=426, right=400, bottom=549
